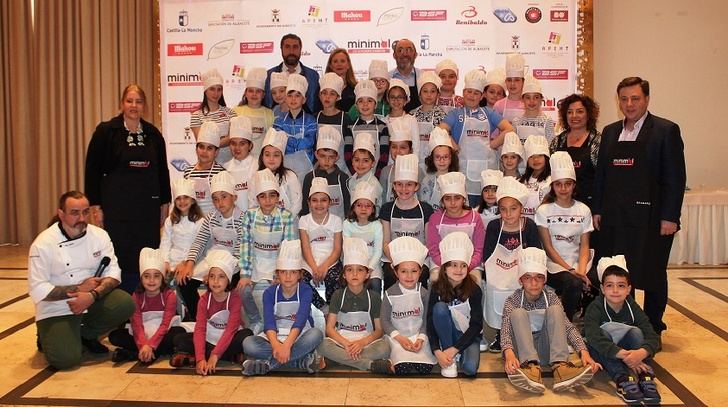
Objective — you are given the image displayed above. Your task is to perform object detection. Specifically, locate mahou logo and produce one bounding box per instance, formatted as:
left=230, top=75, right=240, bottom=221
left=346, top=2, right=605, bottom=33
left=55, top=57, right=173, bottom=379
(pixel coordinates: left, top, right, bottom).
left=167, top=43, right=203, bottom=56
left=334, top=10, right=370, bottom=22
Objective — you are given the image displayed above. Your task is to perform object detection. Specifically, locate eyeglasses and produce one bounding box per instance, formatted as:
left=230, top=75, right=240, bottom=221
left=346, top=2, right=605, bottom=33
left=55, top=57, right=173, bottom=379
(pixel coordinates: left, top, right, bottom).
left=521, top=274, right=546, bottom=283
left=395, top=47, right=415, bottom=54
left=355, top=202, right=374, bottom=209
left=434, top=154, right=451, bottom=161
left=389, top=95, right=407, bottom=101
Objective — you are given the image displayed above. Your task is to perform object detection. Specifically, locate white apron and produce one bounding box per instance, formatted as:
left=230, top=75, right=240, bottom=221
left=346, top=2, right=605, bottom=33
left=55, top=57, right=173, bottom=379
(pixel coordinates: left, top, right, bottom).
left=126, top=294, right=182, bottom=337
left=225, top=157, right=255, bottom=212
left=249, top=115, right=266, bottom=160
left=459, top=109, right=498, bottom=195
left=515, top=118, right=546, bottom=144
left=346, top=171, right=382, bottom=208
left=277, top=175, right=294, bottom=212
left=304, top=214, right=335, bottom=273
left=420, top=174, right=443, bottom=211
left=386, top=284, right=437, bottom=364
left=348, top=227, right=382, bottom=279
left=193, top=211, right=240, bottom=280
left=260, top=284, right=311, bottom=342
left=479, top=206, right=500, bottom=228
left=283, top=112, right=314, bottom=175
left=484, top=221, right=523, bottom=329
left=521, top=289, right=549, bottom=332
left=327, top=181, right=346, bottom=219
left=251, top=211, right=284, bottom=282
left=191, top=167, right=214, bottom=215
left=448, top=298, right=472, bottom=333
left=334, top=288, right=373, bottom=344
left=316, top=112, right=349, bottom=175
left=206, top=293, right=234, bottom=345
left=501, top=98, right=525, bottom=123
left=417, top=118, right=435, bottom=162
left=522, top=177, right=550, bottom=219
left=385, top=202, right=426, bottom=263
left=436, top=210, right=477, bottom=240
left=382, top=165, right=395, bottom=203
left=600, top=297, right=637, bottom=344
left=352, top=119, right=384, bottom=165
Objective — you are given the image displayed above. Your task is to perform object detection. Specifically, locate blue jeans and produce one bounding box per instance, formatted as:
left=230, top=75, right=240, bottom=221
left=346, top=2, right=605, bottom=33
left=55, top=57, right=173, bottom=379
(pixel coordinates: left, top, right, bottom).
left=587, top=327, right=652, bottom=380
left=243, top=328, right=323, bottom=370
left=431, top=302, right=480, bottom=376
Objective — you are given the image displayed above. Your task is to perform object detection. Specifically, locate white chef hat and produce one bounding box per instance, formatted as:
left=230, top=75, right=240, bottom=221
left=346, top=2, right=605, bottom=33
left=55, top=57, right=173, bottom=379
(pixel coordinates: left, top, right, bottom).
left=355, top=79, right=378, bottom=102
left=197, top=121, right=221, bottom=147
left=286, top=73, right=308, bottom=95
left=439, top=231, right=474, bottom=265
left=597, top=255, right=629, bottom=283
left=270, top=72, right=289, bottom=89
left=262, top=127, right=288, bottom=153
left=343, top=237, right=370, bottom=269
left=500, top=131, right=524, bottom=159
left=309, top=177, right=330, bottom=198
left=245, top=67, right=267, bottom=90
left=389, top=236, right=428, bottom=267
left=276, top=239, right=303, bottom=270
left=205, top=249, right=237, bottom=281
left=518, top=247, right=548, bottom=278
left=319, top=72, right=344, bottom=98
left=255, top=168, right=280, bottom=195
left=505, top=53, right=526, bottom=78
left=388, top=78, right=410, bottom=100
left=522, top=74, right=542, bottom=95
left=316, top=125, right=342, bottom=152
left=201, top=68, right=224, bottom=90
left=353, top=131, right=377, bottom=158
left=210, top=171, right=236, bottom=195
left=417, top=71, right=442, bottom=94
left=428, top=127, right=453, bottom=153
left=352, top=181, right=378, bottom=206
left=496, top=176, right=529, bottom=205
left=138, top=247, right=165, bottom=275
left=437, top=171, right=467, bottom=198
left=481, top=169, right=503, bottom=189
left=229, top=116, right=253, bottom=140
left=393, top=154, right=418, bottom=182
left=550, top=151, right=576, bottom=182
left=486, top=67, right=506, bottom=91
left=524, top=135, right=550, bottom=159
left=388, top=118, right=413, bottom=143
left=368, top=60, right=389, bottom=80
left=463, top=69, right=487, bottom=92
left=435, top=59, right=459, bottom=77
left=172, top=178, right=196, bottom=200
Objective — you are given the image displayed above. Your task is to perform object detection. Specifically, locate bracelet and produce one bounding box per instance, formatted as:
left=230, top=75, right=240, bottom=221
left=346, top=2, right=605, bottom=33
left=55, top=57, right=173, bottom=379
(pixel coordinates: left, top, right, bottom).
left=90, top=290, right=100, bottom=301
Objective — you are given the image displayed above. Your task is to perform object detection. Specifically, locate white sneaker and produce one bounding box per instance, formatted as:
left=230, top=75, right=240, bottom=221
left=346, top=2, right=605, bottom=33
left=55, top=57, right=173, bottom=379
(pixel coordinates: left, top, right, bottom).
left=440, top=362, right=458, bottom=378
left=479, top=338, right=488, bottom=352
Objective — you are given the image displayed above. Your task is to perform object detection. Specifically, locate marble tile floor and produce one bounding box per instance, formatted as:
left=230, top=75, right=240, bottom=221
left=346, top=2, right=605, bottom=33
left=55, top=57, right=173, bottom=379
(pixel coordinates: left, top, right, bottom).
left=0, top=244, right=724, bottom=406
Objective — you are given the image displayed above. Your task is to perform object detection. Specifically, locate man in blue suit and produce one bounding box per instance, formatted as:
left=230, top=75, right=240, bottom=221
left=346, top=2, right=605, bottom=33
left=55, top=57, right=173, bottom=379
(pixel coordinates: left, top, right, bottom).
left=593, top=77, right=686, bottom=337
left=264, top=33, right=320, bottom=114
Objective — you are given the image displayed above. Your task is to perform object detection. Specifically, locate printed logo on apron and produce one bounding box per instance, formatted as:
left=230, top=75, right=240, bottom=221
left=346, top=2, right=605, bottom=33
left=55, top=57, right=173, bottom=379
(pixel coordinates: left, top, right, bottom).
left=484, top=220, right=523, bottom=329
left=389, top=202, right=426, bottom=245
left=206, top=292, right=234, bottom=345
left=335, top=288, right=374, bottom=343
left=459, top=108, right=498, bottom=195
left=385, top=284, right=437, bottom=365
left=251, top=210, right=285, bottom=282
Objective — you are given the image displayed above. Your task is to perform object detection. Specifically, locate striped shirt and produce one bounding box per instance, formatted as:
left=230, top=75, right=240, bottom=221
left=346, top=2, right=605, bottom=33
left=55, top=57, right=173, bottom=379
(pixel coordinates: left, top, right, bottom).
left=183, top=163, right=226, bottom=215
left=186, top=207, right=245, bottom=265
left=500, top=287, right=586, bottom=353
left=350, top=117, right=390, bottom=177
left=239, top=207, right=298, bottom=279
left=189, top=106, right=237, bottom=129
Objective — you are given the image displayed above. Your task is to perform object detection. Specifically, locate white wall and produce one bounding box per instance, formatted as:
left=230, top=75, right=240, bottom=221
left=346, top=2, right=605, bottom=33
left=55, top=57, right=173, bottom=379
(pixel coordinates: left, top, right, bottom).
left=594, top=1, right=728, bottom=188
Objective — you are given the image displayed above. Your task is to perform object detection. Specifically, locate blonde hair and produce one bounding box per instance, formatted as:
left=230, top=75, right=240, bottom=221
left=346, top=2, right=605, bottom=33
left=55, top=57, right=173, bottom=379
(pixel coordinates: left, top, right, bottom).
left=119, top=84, right=147, bottom=114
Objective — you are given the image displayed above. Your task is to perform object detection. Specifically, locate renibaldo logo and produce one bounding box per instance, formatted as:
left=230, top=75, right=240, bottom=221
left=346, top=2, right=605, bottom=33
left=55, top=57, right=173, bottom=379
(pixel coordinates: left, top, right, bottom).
left=334, top=10, right=371, bottom=22
left=240, top=42, right=274, bottom=54
left=550, top=9, right=568, bottom=22
left=167, top=72, right=201, bottom=86
left=377, top=7, right=404, bottom=26
left=168, top=102, right=200, bottom=113
left=456, top=5, right=487, bottom=25
left=347, top=38, right=393, bottom=54
left=411, top=10, right=447, bottom=21
left=167, top=43, right=203, bottom=56
left=533, top=69, right=568, bottom=80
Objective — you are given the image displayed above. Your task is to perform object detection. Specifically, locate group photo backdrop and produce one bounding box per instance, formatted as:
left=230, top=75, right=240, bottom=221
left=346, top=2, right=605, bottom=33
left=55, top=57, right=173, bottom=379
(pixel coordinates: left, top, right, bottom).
left=159, top=0, right=578, bottom=179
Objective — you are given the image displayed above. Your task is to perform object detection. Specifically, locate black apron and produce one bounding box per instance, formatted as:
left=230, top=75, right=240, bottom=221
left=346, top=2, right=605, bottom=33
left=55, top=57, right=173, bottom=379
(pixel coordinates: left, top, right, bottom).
left=565, top=140, right=595, bottom=209
left=600, top=132, right=668, bottom=291
left=404, top=70, right=420, bottom=112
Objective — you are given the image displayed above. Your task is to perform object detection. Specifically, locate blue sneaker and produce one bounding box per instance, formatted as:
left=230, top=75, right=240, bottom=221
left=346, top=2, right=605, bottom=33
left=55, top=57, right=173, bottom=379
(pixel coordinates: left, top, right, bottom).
left=616, top=376, right=643, bottom=404
left=639, top=372, right=661, bottom=405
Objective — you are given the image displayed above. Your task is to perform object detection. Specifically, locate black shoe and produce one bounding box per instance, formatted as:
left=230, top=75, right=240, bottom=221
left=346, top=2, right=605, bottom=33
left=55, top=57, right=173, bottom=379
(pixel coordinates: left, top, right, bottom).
left=81, top=337, right=109, bottom=354
left=616, top=375, right=643, bottom=404
left=488, top=331, right=501, bottom=353
left=111, top=348, right=136, bottom=363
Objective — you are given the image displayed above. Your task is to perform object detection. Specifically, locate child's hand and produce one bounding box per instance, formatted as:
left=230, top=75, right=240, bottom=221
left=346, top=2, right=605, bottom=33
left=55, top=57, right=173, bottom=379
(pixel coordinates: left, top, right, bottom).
left=634, top=362, right=652, bottom=374
left=196, top=359, right=208, bottom=375
left=395, top=335, right=414, bottom=351
left=237, top=277, right=252, bottom=290
left=411, top=338, right=424, bottom=352
left=175, top=262, right=193, bottom=285
left=273, top=343, right=292, bottom=364
left=503, top=349, right=520, bottom=375
left=207, top=354, right=219, bottom=374
left=138, top=345, right=155, bottom=363
left=347, top=339, right=365, bottom=359
left=621, top=348, right=648, bottom=369
left=579, top=349, right=602, bottom=373
left=434, top=350, right=452, bottom=369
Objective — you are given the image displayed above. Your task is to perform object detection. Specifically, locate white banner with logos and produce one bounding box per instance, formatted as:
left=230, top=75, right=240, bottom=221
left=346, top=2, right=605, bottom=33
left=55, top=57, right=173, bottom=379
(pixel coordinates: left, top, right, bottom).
left=160, top=0, right=577, bottom=179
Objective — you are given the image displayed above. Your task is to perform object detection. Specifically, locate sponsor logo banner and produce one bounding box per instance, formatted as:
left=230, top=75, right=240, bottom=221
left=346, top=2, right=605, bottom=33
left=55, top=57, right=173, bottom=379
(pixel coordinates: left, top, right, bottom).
left=168, top=102, right=200, bottom=113
left=533, top=69, right=568, bottom=80
left=411, top=10, right=447, bottom=21
left=167, top=43, right=203, bottom=56
left=240, top=42, right=274, bottom=54
left=334, top=10, right=370, bottom=22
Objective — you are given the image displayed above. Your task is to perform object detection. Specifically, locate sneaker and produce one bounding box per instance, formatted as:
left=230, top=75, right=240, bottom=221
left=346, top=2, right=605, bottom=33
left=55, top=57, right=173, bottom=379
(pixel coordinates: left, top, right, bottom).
left=300, top=352, right=323, bottom=374
left=241, top=359, right=270, bottom=376
left=638, top=372, right=661, bottom=404
left=552, top=361, right=594, bottom=391
left=507, top=362, right=546, bottom=393
left=488, top=331, right=501, bottom=354
left=440, top=362, right=458, bottom=378
left=169, top=352, right=195, bottom=368
left=370, top=359, right=392, bottom=375
left=81, top=337, right=109, bottom=354
left=616, top=375, right=644, bottom=404
left=479, top=338, right=488, bottom=352
left=111, top=348, right=137, bottom=363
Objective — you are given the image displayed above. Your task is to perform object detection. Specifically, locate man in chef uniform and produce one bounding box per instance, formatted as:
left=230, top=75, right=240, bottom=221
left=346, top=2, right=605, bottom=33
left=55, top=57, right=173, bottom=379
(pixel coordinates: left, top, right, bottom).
left=28, top=191, right=135, bottom=369
left=593, top=77, right=685, bottom=337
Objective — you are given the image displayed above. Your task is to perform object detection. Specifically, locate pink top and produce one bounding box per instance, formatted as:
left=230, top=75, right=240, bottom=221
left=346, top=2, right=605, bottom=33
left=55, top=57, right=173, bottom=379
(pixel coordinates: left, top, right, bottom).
left=193, top=291, right=242, bottom=360
left=426, top=209, right=485, bottom=270
left=130, top=289, right=177, bottom=350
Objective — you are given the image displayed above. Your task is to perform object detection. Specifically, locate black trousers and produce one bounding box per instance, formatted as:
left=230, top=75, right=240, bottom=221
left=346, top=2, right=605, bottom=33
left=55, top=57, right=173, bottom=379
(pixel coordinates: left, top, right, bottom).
left=173, top=329, right=252, bottom=361
left=105, top=219, right=160, bottom=293
left=546, top=271, right=583, bottom=321
left=178, top=273, right=240, bottom=320
left=108, top=326, right=186, bottom=356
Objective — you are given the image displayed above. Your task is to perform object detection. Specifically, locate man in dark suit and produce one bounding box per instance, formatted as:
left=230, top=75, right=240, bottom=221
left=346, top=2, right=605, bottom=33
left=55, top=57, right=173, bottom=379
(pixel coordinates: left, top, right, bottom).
left=263, top=33, right=320, bottom=113
left=593, top=77, right=686, bottom=336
